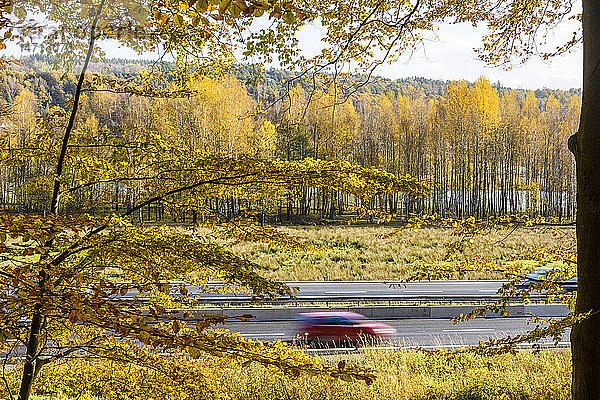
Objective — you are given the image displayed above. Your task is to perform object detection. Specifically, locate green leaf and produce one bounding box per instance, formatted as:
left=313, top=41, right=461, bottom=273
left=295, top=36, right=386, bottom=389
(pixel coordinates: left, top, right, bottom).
left=219, top=0, right=232, bottom=15
left=283, top=11, right=296, bottom=24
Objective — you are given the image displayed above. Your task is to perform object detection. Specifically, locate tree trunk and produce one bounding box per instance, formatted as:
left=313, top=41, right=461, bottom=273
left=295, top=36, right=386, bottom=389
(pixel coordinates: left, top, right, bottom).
left=571, top=1, right=600, bottom=398
left=16, top=1, right=106, bottom=399
left=17, top=305, right=43, bottom=400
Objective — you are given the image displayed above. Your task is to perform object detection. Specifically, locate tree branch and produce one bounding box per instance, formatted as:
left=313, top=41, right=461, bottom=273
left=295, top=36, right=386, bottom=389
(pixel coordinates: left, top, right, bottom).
left=49, top=0, right=107, bottom=215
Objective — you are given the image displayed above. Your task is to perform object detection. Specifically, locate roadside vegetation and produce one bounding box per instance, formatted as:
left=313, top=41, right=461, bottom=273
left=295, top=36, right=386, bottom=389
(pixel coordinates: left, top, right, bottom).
left=223, top=225, right=575, bottom=281
left=13, top=349, right=570, bottom=400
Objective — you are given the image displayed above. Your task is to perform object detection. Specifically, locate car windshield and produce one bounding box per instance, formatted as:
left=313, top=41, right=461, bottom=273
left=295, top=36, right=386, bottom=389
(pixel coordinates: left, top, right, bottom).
left=527, top=268, right=564, bottom=279
left=317, top=317, right=355, bottom=325
left=523, top=268, right=577, bottom=286
left=299, top=312, right=369, bottom=325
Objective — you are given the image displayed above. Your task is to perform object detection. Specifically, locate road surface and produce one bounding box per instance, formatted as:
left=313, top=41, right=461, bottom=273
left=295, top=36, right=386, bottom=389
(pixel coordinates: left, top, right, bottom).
left=218, top=316, right=570, bottom=347
left=121, top=280, right=515, bottom=303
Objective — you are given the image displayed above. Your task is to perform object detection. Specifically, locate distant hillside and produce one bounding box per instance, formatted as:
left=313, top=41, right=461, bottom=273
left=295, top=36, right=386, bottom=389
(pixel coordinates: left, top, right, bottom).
left=1, top=55, right=580, bottom=221
left=3, top=55, right=581, bottom=109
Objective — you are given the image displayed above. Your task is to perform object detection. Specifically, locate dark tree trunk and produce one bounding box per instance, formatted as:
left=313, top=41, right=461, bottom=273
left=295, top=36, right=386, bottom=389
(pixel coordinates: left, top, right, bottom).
left=17, top=305, right=43, bottom=400
left=572, top=1, right=600, bottom=398
left=17, top=1, right=106, bottom=399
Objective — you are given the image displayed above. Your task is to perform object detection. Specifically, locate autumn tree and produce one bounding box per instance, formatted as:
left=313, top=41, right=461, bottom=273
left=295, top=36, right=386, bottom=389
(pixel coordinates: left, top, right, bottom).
left=0, top=65, right=582, bottom=220
left=0, top=1, right=432, bottom=400
left=152, top=76, right=258, bottom=155
left=0, top=0, right=597, bottom=398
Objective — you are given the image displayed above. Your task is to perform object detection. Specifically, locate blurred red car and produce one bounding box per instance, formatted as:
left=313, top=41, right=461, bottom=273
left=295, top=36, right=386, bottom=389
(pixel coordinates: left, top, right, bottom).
left=296, top=311, right=396, bottom=344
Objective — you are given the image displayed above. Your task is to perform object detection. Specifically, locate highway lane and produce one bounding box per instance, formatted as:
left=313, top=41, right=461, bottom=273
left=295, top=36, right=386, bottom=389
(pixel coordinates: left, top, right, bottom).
left=217, top=316, right=570, bottom=347
left=119, top=280, right=511, bottom=303
left=282, top=280, right=505, bottom=297
left=3, top=317, right=568, bottom=360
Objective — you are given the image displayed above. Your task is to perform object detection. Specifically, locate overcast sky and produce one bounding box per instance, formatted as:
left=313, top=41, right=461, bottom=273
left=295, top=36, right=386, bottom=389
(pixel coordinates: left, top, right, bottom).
left=99, top=19, right=582, bottom=91
left=8, top=17, right=582, bottom=91
left=376, top=23, right=582, bottom=91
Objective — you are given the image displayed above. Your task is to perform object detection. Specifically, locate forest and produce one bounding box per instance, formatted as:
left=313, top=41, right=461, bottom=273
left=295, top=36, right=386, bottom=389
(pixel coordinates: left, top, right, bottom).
left=0, top=55, right=580, bottom=222
left=2, top=0, right=597, bottom=399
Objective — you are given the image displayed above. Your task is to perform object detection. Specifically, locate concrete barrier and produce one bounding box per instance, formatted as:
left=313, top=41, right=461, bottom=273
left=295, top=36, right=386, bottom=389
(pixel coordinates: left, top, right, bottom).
left=350, top=305, right=431, bottom=319
left=168, top=304, right=570, bottom=322
left=523, top=304, right=571, bottom=317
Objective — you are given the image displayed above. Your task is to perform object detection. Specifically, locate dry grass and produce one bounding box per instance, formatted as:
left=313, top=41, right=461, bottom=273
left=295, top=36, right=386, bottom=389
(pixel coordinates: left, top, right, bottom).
left=27, top=349, right=571, bottom=400
left=222, top=225, right=574, bottom=281
left=222, top=349, right=571, bottom=400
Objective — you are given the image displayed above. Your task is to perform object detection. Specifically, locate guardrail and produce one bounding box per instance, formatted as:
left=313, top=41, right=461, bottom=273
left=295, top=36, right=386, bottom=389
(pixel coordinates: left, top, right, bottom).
left=305, top=341, right=572, bottom=355
left=117, top=294, right=550, bottom=306
left=163, top=303, right=570, bottom=321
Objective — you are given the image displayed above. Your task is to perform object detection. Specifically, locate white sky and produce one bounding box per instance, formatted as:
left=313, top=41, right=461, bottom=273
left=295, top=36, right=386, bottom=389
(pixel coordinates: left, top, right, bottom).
left=6, top=19, right=583, bottom=91
left=288, top=16, right=583, bottom=91
left=376, top=23, right=582, bottom=91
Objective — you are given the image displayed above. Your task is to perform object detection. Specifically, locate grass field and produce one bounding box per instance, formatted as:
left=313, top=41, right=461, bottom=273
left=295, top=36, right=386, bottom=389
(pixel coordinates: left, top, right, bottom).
left=223, top=225, right=575, bottom=281
left=225, top=349, right=571, bottom=400
left=24, top=349, right=571, bottom=400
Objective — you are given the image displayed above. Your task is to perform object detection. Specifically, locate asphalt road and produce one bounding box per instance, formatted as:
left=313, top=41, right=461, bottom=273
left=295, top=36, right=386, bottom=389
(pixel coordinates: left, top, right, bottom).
left=281, top=280, right=506, bottom=300
left=122, top=280, right=511, bottom=303
left=283, top=280, right=505, bottom=297
left=4, top=316, right=568, bottom=360
left=220, top=316, right=570, bottom=347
